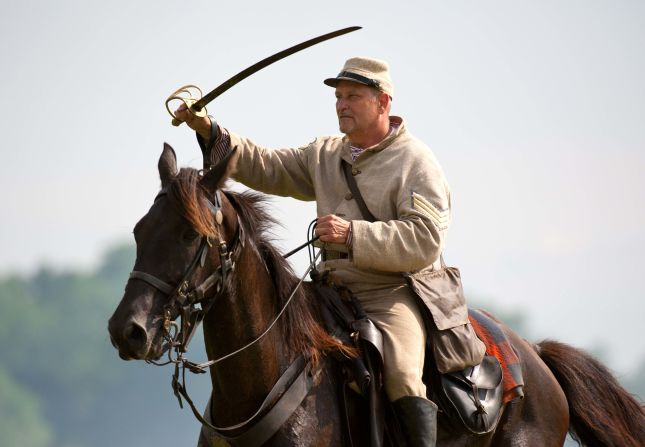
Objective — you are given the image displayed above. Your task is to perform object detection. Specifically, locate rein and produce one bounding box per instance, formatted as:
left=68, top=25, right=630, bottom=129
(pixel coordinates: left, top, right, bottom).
left=127, top=187, right=321, bottom=439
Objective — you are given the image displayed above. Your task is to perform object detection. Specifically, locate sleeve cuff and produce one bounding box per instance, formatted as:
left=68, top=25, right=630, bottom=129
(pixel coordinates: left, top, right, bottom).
left=196, top=116, right=219, bottom=150
left=345, top=222, right=354, bottom=248
left=196, top=117, right=231, bottom=169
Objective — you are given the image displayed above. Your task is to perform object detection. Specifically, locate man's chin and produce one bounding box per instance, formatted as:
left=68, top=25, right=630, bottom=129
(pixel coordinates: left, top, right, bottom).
left=338, top=123, right=352, bottom=135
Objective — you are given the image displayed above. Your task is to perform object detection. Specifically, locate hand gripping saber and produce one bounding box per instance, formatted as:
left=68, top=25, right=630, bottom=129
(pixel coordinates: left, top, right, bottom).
left=166, top=26, right=361, bottom=126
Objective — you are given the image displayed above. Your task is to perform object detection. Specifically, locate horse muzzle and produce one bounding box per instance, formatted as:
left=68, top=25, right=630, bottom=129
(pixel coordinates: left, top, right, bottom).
left=108, top=292, right=166, bottom=361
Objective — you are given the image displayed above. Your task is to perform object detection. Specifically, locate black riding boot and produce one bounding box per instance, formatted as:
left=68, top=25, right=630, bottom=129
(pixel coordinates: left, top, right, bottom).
left=392, top=396, right=438, bottom=447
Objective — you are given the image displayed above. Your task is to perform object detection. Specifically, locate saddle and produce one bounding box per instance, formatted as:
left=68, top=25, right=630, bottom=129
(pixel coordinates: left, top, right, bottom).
left=313, top=274, right=506, bottom=445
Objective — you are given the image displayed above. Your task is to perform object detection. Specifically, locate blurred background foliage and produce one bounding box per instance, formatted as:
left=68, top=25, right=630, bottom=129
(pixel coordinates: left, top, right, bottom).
left=0, top=244, right=211, bottom=446
left=0, top=243, right=642, bottom=446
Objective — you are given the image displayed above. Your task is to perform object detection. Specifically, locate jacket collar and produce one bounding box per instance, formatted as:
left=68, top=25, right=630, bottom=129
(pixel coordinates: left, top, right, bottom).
left=341, top=116, right=405, bottom=163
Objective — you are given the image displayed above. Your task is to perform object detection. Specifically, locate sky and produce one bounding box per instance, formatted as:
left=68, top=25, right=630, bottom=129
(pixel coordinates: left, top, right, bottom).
left=1, top=1, right=644, bottom=376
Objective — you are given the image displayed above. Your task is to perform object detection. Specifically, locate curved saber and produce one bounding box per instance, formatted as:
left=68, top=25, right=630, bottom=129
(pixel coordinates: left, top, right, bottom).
left=167, top=26, right=361, bottom=126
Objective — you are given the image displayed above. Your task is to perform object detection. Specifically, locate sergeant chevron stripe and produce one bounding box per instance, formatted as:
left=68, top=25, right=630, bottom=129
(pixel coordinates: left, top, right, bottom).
left=411, top=192, right=450, bottom=230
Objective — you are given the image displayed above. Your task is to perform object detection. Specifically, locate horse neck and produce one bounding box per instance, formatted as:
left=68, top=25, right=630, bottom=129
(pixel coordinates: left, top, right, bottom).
left=202, top=240, right=291, bottom=425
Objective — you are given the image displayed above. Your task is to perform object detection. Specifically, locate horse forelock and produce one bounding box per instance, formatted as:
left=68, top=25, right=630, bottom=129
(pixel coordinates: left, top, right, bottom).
left=167, top=168, right=219, bottom=238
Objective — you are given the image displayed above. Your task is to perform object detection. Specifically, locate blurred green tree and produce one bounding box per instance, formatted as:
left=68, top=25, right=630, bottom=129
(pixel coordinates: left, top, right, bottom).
left=0, top=243, right=210, bottom=447
left=0, top=367, right=52, bottom=447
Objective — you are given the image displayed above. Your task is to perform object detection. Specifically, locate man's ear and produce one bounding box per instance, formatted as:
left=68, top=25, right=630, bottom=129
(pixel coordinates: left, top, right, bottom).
left=378, top=91, right=390, bottom=114
left=159, top=143, right=178, bottom=187
left=200, top=147, right=239, bottom=195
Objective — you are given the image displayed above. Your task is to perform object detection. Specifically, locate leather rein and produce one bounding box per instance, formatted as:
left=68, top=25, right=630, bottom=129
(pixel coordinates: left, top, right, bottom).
left=127, top=187, right=319, bottom=444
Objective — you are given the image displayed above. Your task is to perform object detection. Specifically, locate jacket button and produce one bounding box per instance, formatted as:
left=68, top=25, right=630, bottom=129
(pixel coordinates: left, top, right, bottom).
left=345, top=192, right=353, bottom=200
left=351, top=168, right=361, bottom=176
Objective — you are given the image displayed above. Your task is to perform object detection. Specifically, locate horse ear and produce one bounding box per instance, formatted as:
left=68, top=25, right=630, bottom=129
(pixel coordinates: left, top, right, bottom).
left=200, top=146, right=238, bottom=194
left=159, top=143, right=178, bottom=187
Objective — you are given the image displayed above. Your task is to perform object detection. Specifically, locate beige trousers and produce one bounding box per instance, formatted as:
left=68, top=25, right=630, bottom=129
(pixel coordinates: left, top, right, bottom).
left=353, top=284, right=427, bottom=401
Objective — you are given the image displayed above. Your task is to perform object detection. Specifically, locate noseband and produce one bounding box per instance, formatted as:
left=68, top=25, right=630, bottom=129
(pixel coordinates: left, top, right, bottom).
left=129, top=189, right=245, bottom=362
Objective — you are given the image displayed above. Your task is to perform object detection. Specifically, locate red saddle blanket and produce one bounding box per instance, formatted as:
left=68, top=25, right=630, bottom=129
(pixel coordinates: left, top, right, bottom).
left=468, top=309, right=525, bottom=404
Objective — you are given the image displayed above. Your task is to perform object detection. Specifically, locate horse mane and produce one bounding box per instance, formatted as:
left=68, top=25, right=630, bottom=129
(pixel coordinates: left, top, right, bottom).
left=166, top=168, right=354, bottom=366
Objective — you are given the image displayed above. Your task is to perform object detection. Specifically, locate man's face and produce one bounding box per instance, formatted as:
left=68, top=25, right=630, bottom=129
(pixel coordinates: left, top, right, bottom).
left=335, top=81, right=381, bottom=137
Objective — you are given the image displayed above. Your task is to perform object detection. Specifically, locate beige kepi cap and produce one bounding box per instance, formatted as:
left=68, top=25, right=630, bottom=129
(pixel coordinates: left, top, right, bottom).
left=324, top=57, right=394, bottom=97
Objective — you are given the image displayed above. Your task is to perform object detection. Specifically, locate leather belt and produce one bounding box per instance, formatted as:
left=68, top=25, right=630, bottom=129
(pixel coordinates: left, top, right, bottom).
left=322, top=249, right=348, bottom=261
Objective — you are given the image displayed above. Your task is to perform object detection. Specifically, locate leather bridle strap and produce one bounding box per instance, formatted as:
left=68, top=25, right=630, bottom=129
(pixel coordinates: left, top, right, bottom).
left=129, top=270, right=174, bottom=295
left=128, top=191, right=230, bottom=307
left=186, top=250, right=321, bottom=372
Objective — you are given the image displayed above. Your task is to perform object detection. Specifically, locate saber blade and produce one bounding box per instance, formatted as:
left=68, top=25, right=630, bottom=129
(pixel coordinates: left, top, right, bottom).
left=190, top=26, right=361, bottom=113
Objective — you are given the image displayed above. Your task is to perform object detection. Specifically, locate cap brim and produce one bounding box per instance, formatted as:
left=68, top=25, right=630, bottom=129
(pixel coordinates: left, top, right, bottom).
left=323, top=76, right=372, bottom=88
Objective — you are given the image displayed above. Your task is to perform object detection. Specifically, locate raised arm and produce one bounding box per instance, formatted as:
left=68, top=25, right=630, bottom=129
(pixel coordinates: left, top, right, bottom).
left=173, top=103, right=316, bottom=200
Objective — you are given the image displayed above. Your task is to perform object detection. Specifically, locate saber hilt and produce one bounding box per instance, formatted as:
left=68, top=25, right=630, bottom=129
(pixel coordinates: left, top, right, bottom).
left=165, top=85, right=208, bottom=127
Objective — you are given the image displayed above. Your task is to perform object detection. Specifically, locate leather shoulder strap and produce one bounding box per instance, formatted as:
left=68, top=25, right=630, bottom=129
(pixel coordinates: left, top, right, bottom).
left=341, top=160, right=377, bottom=222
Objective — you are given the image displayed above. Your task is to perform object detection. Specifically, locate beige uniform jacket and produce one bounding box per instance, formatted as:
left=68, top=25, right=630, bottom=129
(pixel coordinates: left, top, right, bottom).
left=226, top=117, right=472, bottom=336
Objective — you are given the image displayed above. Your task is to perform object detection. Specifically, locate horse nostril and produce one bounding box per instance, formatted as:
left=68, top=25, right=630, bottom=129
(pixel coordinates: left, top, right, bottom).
left=124, top=321, right=148, bottom=348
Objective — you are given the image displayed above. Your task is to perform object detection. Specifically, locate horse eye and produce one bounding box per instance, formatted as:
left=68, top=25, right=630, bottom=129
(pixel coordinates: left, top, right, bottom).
left=182, top=229, right=199, bottom=242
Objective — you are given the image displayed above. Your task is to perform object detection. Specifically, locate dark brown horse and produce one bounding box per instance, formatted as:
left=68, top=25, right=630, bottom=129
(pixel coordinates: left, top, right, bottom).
left=108, top=144, right=644, bottom=446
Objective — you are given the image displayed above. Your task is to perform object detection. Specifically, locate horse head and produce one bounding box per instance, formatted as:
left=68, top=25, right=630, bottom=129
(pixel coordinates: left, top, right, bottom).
left=108, top=143, right=238, bottom=360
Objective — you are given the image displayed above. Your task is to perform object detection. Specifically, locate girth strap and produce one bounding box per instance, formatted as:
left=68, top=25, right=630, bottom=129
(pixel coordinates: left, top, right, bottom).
left=200, top=355, right=313, bottom=447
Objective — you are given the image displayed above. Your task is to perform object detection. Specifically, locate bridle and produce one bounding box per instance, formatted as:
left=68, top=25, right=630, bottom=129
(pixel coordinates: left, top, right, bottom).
left=127, top=187, right=253, bottom=430
left=129, top=188, right=244, bottom=370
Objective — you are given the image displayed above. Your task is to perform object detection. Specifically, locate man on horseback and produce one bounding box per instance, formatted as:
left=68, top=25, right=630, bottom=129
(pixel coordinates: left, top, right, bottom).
left=175, top=56, right=486, bottom=446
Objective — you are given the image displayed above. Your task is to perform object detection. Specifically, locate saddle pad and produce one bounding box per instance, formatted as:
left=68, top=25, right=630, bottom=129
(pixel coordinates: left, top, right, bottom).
left=468, top=309, right=524, bottom=403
